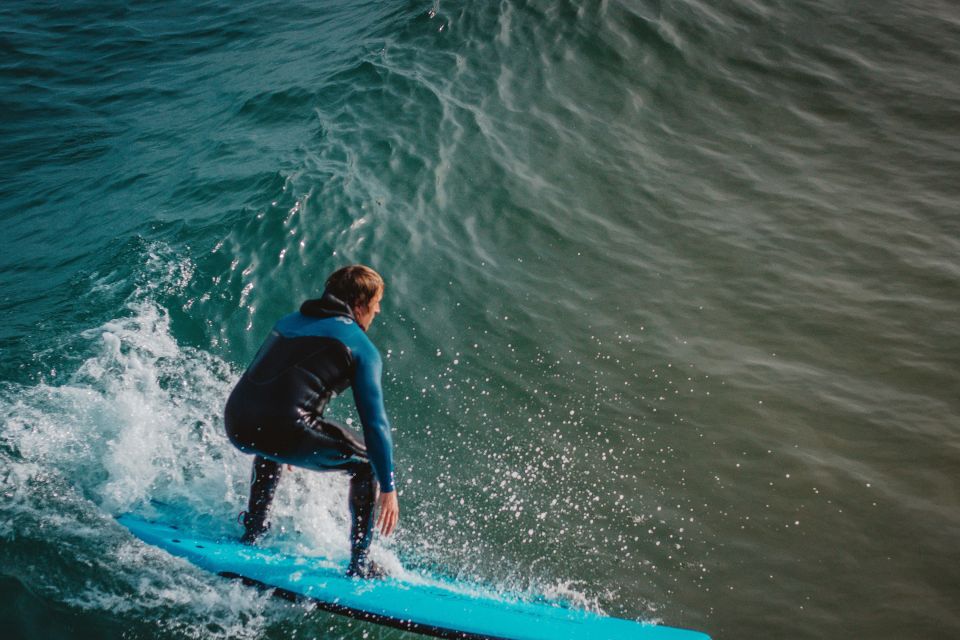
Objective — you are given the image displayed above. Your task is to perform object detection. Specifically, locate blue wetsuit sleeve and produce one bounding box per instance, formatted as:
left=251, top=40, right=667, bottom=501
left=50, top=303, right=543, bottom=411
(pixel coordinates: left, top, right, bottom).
left=352, top=346, right=395, bottom=493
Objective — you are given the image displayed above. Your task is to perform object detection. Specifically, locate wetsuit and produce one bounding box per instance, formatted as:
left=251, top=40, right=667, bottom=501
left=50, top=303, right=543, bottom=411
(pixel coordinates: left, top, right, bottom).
left=224, top=291, right=394, bottom=573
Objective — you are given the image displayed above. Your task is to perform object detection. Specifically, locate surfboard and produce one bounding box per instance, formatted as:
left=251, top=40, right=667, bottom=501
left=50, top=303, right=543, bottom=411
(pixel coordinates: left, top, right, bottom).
left=117, top=513, right=710, bottom=640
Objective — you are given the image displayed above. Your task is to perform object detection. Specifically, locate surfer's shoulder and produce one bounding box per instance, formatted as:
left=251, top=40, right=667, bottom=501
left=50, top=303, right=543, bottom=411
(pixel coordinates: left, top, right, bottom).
left=349, top=326, right=381, bottom=367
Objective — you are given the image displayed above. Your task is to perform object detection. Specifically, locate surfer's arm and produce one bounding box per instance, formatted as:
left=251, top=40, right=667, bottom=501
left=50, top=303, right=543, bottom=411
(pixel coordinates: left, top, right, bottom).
left=352, top=346, right=396, bottom=493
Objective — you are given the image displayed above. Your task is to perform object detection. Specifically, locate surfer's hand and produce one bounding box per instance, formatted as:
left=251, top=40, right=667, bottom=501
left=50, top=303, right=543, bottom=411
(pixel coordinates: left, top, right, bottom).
left=376, top=490, right=399, bottom=536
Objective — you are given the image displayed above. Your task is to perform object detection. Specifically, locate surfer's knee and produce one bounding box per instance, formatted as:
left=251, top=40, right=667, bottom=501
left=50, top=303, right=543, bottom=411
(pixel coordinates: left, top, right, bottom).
left=348, top=462, right=376, bottom=491
left=347, top=462, right=378, bottom=511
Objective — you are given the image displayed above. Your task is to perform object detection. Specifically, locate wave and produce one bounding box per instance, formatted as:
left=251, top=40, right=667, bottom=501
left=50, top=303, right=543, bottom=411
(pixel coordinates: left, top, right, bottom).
left=0, top=243, right=371, bottom=636
left=0, top=242, right=614, bottom=635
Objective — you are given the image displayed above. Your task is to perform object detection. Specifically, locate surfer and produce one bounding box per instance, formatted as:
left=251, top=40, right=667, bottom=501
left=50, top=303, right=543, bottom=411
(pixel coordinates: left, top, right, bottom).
left=224, top=265, right=398, bottom=578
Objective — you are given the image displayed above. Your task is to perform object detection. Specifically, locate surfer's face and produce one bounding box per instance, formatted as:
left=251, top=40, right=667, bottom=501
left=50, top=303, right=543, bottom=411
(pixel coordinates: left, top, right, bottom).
left=354, top=290, right=383, bottom=331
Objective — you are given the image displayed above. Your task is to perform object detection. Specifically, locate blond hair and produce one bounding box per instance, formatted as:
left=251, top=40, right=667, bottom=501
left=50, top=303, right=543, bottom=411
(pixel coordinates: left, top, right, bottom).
left=325, top=265, right=384, bottom=308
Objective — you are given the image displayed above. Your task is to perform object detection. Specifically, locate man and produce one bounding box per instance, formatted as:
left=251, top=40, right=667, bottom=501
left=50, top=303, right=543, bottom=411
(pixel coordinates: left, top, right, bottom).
left=224, top=265, right=399, bottom=578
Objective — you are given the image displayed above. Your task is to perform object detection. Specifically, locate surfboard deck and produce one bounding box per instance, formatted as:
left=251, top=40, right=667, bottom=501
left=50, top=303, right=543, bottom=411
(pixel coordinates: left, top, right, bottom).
left=117, top=513, right=710, bottom=640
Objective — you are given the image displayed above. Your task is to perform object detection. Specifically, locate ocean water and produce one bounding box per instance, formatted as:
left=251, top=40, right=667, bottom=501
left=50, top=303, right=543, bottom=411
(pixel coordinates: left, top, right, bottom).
left=2, top=1, right=959, bottom=638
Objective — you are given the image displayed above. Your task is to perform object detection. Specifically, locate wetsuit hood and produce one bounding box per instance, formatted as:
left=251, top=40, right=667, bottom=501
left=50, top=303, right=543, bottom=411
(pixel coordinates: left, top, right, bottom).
left=299, top=291, right=356, bottom=321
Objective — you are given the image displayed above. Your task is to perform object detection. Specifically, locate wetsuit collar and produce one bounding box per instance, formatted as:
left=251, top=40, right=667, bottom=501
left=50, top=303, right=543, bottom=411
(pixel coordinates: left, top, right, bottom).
left=299, top=291, right=356, bottom=321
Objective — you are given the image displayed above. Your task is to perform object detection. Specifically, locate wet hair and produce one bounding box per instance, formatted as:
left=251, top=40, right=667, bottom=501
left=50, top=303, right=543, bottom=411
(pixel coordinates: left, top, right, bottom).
left=325, top=265, right=384, bottom=309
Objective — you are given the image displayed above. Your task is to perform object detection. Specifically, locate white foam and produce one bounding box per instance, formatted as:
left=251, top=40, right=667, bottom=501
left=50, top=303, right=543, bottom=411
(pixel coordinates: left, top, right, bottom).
left=0, top=243, right=605, bottom=631
left=0, top=245, right=379, bottom=631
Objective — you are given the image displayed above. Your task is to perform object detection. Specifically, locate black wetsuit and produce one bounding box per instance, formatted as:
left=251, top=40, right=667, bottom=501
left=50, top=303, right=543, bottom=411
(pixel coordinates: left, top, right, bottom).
left=224, top=292, right=395, bottom=572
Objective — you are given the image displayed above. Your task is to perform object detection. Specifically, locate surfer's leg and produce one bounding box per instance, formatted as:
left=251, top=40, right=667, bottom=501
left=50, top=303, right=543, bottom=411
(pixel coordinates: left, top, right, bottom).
left=249, top=417, right=385, bottom=576
left=297, top=419, right=384, bottom=577
left=346, top=461, right=381, bottom=576
left=240, top=455, right=283, bottom=544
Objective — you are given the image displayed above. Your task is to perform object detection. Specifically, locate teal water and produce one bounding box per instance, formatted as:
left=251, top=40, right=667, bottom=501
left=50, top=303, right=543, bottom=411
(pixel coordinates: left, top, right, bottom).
left=2, top=1, right=959, bottom=638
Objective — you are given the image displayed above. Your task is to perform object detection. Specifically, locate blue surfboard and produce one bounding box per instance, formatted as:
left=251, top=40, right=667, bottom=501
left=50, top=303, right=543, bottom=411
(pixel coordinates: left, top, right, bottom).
left=117, top=513, right=710, bottom=640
